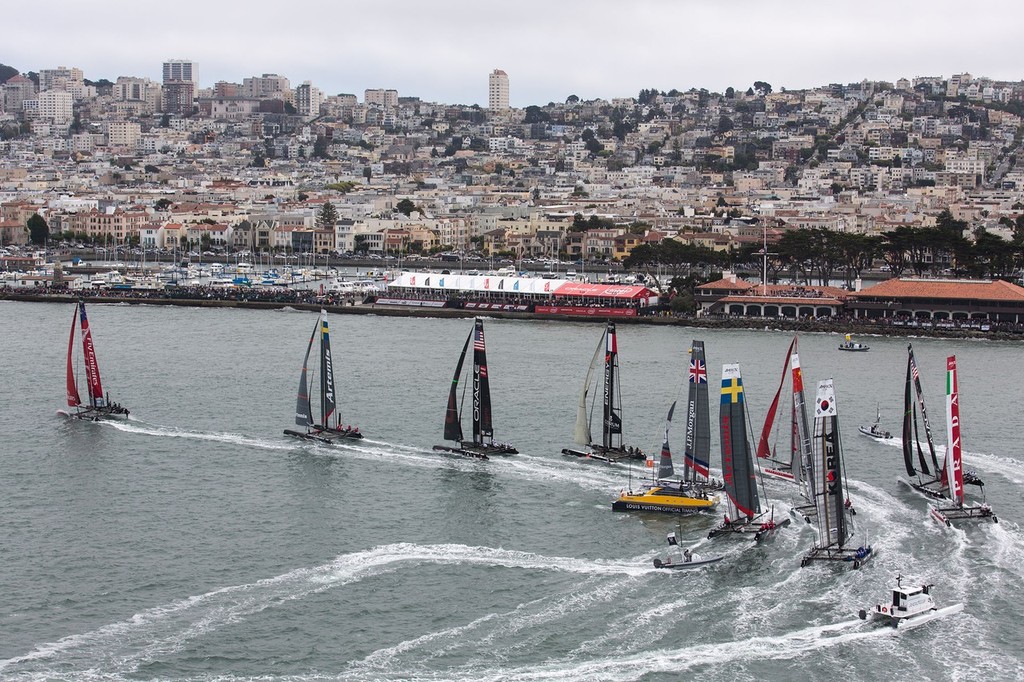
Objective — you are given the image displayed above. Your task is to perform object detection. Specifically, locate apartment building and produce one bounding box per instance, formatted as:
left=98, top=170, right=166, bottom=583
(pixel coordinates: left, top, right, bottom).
left=488, top=69, right=509, bottom=111
left=364, top=89, right=398, bottom=108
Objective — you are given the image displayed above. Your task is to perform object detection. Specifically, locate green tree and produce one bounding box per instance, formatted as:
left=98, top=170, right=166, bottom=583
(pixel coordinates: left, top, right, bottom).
left=395, top=198, right=418, bottom=216
left=353, top=234, right=369, bottom=254
left=363, top=166, right=372, bottom=182
left=27, top=214, right=48, bottom=245
left=0, top=63, right=18, bottom=84
left=315, top=200, right=339, bottom=229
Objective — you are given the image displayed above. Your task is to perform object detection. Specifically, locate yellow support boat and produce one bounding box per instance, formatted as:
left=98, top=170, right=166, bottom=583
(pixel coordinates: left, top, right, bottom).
left=612, top=485, right=718, bottom=514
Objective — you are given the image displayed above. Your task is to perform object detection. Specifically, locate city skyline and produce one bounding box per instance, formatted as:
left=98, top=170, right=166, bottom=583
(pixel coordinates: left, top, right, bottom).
left=4, top=0, right=1024, bottom=107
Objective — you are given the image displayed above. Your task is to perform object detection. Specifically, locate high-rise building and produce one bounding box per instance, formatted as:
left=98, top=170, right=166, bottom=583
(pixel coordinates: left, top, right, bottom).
left=241, top=74, right=291, bottom=100
left=295, top=81, right=323, bottom=118
left=162, top=81, right=195, bottom=115
left=488, top=69, right=509, bottom=111
left=162, top=59, right=197, bottom=85
left=364, top=88, right=398, bottom=108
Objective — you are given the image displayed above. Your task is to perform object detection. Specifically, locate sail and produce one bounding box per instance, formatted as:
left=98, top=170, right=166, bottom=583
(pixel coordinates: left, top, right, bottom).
left=812, top=379, right=849, bottom=548
left=294, top=317, right=318, bottom=427
left=901, top=353, right=918, bottom=477
left=908, top=345, right=940, bottom=473
left=444, top=329, right=472, bottom=442
left=658, top=401, right=677, bottom=479
left=574, top=331, right=605, bottom=446
left=602, top=322, right=622, bottom=450
left=78, top=301, right=105, bottom=407
left=719, top=364, right=759, bottom=519
left=66, top=303, right=83, bottom=407
left=757, top=336, right=797, bottom=462
left=943, top=356, right=965, bottom=505
left=472, top=319, right=493, bottom=445
left=790, top=350, right=813, bottom=491
left=319, top=312, right=337, bottom=427
left=683, top=340, right=710, bottom=480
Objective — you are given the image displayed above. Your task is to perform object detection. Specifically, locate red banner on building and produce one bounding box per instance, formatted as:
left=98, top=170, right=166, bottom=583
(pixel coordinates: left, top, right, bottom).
left=534, top=306, right=638, bottom=317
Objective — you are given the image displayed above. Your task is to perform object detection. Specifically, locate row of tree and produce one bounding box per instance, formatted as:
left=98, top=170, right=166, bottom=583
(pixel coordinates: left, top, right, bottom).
left=623, top=211, right=1024, bottom=290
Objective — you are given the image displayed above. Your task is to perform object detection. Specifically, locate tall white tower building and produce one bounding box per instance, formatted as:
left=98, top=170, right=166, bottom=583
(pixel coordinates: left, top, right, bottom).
left=488, top=69, right=509, bottom=111
left=162, top=59, right=197, bottom=85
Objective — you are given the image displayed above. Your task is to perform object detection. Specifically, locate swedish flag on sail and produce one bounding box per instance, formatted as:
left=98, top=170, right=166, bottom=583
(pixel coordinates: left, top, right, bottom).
left=720, top=366, right=744, bottom=404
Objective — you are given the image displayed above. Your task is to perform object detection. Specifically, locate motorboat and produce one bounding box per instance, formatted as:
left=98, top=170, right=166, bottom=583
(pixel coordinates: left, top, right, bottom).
left=859, top=576, right=963, bottom=629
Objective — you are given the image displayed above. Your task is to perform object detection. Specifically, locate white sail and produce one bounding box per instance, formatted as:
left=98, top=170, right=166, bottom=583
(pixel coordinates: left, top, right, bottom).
left=573, top=330, right=606, bottom=446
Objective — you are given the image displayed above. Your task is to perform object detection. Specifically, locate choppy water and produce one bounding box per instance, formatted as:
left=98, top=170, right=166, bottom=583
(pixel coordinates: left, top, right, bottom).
left=2, top=301, right=1023, bottom=681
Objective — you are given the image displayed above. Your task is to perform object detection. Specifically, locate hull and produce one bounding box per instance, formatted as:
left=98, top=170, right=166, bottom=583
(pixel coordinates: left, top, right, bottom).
left=838, top=343, right=869, bottom=352
left=432, top=444, right=490, bottom=460
left=762, top=465, right=796, bottom=482
left=708, top=515, right=791, bottom=541
left=860, top=603, right=964, bottom=630
left=930, top=503, right=997, bottom=526
left=653, top=555, right=723, bottom=570
left=801, top=544, right=874, bottom=569
left=284, top=428, right=364, bottom=444
left=62, top=406, right=131, bottom=421
left=561, top=446, right=644, bottom=463
left=612, top=487, right=718, bottom=515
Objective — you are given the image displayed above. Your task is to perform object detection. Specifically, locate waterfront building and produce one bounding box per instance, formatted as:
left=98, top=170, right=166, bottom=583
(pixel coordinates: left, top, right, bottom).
left=846, top=278, right=1024, bottom=323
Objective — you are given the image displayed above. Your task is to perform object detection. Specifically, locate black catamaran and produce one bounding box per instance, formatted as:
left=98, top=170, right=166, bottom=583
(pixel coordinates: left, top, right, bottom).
left=433, top=318, right=518, bottom=459
left=902, top=347, right=995, bottom=525
left=800, top=379, right=873, bottom=569
left=707, top=363, right=789, bottom=541
left=284, top=310, right=364, bottom=443
left=63, top=300, right=131, bottom=421
left=562, top=322, right=644, bottom=462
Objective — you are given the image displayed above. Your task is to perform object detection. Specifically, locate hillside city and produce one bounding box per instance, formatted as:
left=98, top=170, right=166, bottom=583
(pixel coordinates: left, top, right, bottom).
left=2, top=61, right=1024, bottom=293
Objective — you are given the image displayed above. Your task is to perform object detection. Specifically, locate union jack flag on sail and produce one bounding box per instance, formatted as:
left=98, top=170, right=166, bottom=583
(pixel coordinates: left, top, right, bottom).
left=689, top=358, right=707, bottom=383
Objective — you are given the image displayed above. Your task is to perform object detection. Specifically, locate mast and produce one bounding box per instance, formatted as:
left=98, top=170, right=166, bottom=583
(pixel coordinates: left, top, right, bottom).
left=574, top=330, right=605, bottom=446
left=812, top=379, right=848, bottom=549
left=658, top=401, right=676, bottom=479
left=908, top=344, right=940, bottom=473
left=443, top=329, right=472, bottom=443
left=471, top=318, right=492, bottom=446
left=319, top=311, right=337, bottom=429
left=78, top=301, right=106, bottom=408
left=683, top=340, right=710, bottom=481
left=720, top=363, right=759, bottom=520
left=66, top=302, right=82, bottom=407
left=294, top=316, right=318, bottom=428
left=602, top=322, right=622, bottom=451
left=943, top=356, right=965, bottom=505
left=902, top=352, right=919, bottom=477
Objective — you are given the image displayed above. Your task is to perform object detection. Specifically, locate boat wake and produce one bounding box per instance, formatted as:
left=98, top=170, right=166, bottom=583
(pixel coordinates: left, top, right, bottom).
left=97, top=419, right=296, bottom=451
left=0, top=543, right=655, bottom=680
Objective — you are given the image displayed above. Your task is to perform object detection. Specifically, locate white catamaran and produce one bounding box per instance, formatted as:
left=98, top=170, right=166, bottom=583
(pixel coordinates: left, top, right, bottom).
left=284, top=310, right=364, bottom=443
left=562, top=322, right=645, bottom=463
left=901, top=346, right=995, bottom=525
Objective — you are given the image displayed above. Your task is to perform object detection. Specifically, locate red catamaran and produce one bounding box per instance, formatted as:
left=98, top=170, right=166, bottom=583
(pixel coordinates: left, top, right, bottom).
left=64, top=300, right=130, bottom=421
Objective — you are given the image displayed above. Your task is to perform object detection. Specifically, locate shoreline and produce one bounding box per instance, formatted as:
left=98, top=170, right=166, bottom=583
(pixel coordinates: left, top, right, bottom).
left=4, top=290, right=1022, bottom=341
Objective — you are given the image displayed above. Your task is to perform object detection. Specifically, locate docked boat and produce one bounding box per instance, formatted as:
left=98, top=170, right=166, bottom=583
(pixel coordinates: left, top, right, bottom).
left=62, top=300, right=131, bottom=421
left=901, top=346, right=994, bottom=525
left=652, top=531, right=723, bottom=570
left=800, top=379, right=873, bottom=569
left=838, top=334, right=869, bottom=351
left=562, top=322, right=645, bottom=463
left=611, top=399, right=718, bottom=515
left=707, top=364, right=790, bottom=541
left=433, top=318, right=518, bottom=460
left=858, top=404, right=892, bottom=439
left=859, top=576, right=963, bottom=629
left=283, top=310, right=364, bottom=443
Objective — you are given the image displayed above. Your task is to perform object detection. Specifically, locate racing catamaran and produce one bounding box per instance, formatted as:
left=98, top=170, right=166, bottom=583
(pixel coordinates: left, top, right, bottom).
left=901, top=346, right=993, bottom=525
left=64, top=300, right=131, bottom=421
left=800, top=379, right=873, bottom=569
left=284, top=310, right=364, bottom=443
left=757, top=337, right=814, bottom=486
left=433, top=318, right=518, bottom=460
left=707, top=363, right=790, bottom=541
left=562, top=322, right=644, bottom=462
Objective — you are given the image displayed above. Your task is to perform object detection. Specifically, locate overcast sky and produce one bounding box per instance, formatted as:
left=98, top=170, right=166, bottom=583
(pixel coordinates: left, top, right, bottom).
left=6, top=1, right=1022, bottom=106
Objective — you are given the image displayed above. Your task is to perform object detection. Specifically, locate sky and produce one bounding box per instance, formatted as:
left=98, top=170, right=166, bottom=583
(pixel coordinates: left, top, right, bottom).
left=5, top=0, right=1022, bottom=107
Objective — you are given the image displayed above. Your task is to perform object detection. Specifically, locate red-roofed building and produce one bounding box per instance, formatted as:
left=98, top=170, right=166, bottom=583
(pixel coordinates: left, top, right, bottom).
left=847, top=278, right=1024, bottom=323
left=696, top=273, right=848, bottom=318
